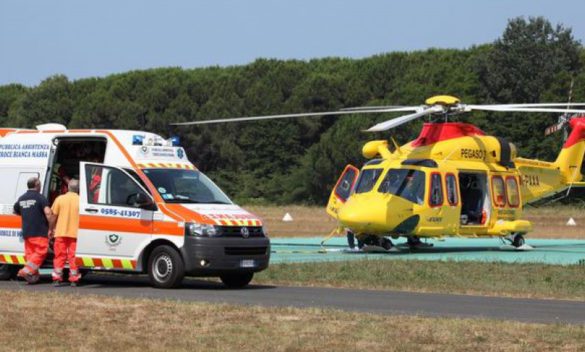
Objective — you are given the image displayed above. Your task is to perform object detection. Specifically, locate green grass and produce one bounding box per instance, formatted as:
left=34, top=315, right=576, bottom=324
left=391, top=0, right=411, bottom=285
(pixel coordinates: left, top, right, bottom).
left=255, top=260, right=585, bottom=300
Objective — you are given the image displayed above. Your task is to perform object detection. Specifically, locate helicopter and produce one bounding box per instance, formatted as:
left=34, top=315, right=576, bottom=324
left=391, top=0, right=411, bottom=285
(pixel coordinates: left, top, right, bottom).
left=173, top=95, right=585, bottom=251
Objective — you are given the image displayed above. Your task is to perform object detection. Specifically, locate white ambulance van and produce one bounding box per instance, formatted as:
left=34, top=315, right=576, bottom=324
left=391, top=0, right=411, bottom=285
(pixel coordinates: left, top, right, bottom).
left=0, top=124, right=270, bottom=288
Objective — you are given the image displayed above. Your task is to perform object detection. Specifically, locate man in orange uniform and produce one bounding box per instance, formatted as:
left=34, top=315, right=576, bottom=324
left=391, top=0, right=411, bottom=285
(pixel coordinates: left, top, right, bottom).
left=51, top=179, right=81, bottom=286
left=13, top=177, right=54, bottom=284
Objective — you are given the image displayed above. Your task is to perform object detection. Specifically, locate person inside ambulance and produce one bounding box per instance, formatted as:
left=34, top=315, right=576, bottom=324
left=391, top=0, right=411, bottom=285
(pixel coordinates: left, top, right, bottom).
left=88, top=165, right=102, bottom=204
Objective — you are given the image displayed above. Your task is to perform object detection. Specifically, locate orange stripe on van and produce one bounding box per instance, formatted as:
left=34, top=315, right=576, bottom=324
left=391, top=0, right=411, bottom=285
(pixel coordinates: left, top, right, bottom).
left=0, top=215, right=22, bottom=228
left=162, top=204, right=214, bottom=224
left=79, top=215, right=183, bottom=236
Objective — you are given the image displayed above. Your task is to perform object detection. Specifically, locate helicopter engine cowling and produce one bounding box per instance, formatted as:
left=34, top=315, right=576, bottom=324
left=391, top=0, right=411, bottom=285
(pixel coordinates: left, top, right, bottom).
left=406, top=122, right=518, bottom=168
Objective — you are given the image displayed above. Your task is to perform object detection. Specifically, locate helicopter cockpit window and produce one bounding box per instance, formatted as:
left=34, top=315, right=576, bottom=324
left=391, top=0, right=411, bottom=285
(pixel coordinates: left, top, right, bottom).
left=334, top=167, right=358, bottom=201
left=354, top=169, right=383, bottom=194
left=378, top=169, right=425, bottom=205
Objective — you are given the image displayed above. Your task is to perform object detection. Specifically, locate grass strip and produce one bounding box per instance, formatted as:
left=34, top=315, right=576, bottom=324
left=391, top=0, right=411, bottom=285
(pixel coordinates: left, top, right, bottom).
left=256, top=260, right=585, bottom=300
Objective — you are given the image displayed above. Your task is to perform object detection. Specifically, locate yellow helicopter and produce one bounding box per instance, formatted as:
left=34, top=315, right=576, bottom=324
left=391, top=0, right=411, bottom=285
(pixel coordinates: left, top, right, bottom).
left=173, top=95, right=585, bottom=250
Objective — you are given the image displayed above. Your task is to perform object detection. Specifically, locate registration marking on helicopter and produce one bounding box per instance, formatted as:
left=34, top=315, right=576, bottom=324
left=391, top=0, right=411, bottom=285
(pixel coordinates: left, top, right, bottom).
left=460, top=148, right=487, bottom=160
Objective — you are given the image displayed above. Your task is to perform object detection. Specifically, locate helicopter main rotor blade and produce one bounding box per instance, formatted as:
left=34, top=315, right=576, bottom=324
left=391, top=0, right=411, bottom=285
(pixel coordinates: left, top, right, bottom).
left=340, top=105, right=410, bottom=111
left=465, top=105, right=585, bottom=114
left=170, top=106, right=420, bottom=126
left=365, top=106, right=443, bottom=132
left=475, top=102, right=585, bottom=108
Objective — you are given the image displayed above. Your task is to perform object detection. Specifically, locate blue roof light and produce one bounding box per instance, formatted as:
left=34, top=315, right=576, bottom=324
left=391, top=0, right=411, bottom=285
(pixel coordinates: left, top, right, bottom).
left=132, top=135, right=145, bottom=145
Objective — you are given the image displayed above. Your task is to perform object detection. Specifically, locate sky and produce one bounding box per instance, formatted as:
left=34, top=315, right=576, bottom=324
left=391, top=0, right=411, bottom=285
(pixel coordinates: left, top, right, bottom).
left=1, top=0, right=584, bottom=86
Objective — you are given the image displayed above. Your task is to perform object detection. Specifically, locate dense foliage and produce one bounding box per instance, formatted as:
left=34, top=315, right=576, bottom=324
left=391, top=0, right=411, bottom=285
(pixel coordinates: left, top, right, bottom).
left=1, top=17, right=584, bottom=204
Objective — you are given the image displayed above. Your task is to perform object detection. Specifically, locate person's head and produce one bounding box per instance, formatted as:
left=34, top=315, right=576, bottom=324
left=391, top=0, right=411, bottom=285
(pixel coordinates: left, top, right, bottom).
left=68, top=179, right=80, bottom=194
left=27, top=177, right=41, bottom=191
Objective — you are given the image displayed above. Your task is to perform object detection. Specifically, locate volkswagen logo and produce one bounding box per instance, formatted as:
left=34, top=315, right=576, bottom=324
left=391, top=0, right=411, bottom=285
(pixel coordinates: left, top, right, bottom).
left=240, top=227, right=250, bottom=238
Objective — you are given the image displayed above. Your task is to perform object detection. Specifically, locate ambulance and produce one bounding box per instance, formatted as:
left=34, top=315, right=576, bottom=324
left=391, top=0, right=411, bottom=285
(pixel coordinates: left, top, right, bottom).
left=0, top=124, right=270, bottom=288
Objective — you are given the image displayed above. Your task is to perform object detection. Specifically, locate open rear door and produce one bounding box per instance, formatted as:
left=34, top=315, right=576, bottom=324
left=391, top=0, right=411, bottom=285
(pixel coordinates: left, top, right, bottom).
left=326, top=165, right=359, bottom=219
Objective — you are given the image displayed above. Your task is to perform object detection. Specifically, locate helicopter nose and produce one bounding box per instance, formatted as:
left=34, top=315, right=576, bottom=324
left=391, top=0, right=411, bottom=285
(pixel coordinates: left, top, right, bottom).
left=337, top=195, right=414, bottom=233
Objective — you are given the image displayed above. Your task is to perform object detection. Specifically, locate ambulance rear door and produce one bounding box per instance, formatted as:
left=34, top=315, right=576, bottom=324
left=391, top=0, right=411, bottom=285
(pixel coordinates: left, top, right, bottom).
left=77, top=162, right=156, bottom=269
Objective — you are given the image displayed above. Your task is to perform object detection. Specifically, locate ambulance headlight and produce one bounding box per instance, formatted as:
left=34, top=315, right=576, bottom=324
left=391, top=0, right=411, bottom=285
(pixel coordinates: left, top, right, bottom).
left=186, top=223, right=222, bottom=237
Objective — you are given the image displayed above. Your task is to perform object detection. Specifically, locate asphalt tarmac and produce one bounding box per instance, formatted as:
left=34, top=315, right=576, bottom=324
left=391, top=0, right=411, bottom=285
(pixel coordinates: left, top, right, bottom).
left=1, top=274, right=584, bottom=325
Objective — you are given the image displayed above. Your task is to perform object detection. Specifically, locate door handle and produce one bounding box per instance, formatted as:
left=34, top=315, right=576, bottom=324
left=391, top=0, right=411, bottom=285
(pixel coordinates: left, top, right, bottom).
left=85, top=208, right=99, bottom=213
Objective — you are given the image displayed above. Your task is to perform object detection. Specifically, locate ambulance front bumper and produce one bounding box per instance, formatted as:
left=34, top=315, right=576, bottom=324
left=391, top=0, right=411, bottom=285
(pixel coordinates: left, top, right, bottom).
left=181, top=236, right=270, bottom=276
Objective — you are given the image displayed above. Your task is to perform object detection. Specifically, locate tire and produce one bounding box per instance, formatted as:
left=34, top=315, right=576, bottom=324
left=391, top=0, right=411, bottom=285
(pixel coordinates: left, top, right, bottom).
left=147, top=245, right=185, bottom=288
left=0, top=264, right=18, bottom=280
left=512, top=234, right=525, bottom=248
left=220, top=272, right=254, bottom=288
left=381, top=238, right=393, bottom=250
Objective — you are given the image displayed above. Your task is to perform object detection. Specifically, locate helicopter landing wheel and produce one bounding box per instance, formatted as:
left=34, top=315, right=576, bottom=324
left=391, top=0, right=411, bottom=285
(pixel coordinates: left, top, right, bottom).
left=381, top=237, right=393, bottom=250
left=360, top=235, right=392, bottom=250
left=512, top=233, right=525, bottom=248
left=407, top=236, right=422, bottom=248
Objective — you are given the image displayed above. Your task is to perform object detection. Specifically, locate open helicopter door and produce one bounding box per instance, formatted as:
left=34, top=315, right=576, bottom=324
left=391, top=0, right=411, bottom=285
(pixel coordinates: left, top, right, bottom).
left=326, top=165, right=359, bottom=218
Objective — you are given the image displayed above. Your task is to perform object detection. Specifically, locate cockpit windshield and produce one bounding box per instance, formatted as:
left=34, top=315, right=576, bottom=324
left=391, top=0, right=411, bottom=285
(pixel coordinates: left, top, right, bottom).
left=354, top=168, right=383, bottom=194
left=142, top=168, right=232, bottom=204
left=378, top=169, right=425, bottom=205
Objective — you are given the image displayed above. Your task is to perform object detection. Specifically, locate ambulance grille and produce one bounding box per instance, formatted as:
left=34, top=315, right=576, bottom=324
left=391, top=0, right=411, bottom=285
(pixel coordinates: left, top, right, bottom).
left=219, top=226, right=264, bottom=238
left=224, top=247, right=268, bottom=256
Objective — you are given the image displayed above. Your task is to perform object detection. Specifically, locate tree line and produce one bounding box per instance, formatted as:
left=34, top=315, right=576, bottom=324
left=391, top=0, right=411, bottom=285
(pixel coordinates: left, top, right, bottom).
left=1, top=17, right=584, bottom=204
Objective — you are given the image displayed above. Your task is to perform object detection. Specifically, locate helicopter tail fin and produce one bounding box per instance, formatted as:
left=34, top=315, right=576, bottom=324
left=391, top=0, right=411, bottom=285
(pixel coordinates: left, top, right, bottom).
left=554, top=117, right=585, bottom=183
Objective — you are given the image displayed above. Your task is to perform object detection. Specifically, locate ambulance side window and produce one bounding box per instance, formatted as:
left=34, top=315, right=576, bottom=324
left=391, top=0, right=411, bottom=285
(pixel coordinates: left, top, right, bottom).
left=85, top=165, right=148, bottom=207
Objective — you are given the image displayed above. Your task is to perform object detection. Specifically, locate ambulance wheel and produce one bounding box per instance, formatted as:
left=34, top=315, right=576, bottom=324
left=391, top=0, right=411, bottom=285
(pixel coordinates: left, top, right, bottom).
left=512, top=234, right=525, bottom=248
left=0, top=264, right=18, bottom=280
left=220, top=272, right=254, bottom=288
left=148, top=245, right=185, bottom=288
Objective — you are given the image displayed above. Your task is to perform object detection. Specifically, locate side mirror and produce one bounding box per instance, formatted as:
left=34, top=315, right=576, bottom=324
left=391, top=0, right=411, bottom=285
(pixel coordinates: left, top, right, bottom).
left=127, top=193, right=155, bottom=210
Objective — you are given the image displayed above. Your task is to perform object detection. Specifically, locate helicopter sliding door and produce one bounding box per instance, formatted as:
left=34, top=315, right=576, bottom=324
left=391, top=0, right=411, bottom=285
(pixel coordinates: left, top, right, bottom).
left=326, top=165, right=359, bottom=218
left=458, top=172, right=489, bottom=227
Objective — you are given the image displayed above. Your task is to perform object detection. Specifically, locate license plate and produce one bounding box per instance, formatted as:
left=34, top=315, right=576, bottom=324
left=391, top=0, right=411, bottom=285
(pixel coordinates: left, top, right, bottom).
left=240, top=259, right=256, bottom=268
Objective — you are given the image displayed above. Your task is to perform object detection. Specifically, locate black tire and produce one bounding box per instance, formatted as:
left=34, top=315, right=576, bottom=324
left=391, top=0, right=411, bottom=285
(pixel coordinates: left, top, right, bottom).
left=0, top=264, right=18, bottom=280
left=381, top=238, right=393, bottom=250
left=147, top=245, right=185, bottom=288
left=407, top=236, right=422, bottom=247
left=512, top=234, right=525, bottom=248
left=220, top=272, right=254, bottom=288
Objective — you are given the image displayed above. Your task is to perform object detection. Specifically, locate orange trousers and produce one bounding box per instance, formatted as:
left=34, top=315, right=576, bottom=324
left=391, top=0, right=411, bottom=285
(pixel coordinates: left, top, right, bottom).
left=52, top=237, right=80, bottom=282
left=22, top=237, right=49, bottom=275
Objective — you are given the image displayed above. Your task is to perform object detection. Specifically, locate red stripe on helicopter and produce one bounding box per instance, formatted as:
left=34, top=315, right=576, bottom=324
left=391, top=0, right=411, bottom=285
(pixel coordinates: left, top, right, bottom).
left=563, top=117, right=585, bottom=148
left=411, top=122, right=485, bottom=147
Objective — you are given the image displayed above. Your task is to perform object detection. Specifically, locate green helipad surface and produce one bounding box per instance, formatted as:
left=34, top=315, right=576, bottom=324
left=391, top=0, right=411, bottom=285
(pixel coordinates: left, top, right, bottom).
left=270, top=237, right=585, bottom=265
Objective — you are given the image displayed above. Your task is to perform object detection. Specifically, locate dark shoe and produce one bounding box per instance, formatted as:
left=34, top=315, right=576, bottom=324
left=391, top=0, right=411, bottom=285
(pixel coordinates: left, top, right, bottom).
left=25, top=273, right=40, bottom=284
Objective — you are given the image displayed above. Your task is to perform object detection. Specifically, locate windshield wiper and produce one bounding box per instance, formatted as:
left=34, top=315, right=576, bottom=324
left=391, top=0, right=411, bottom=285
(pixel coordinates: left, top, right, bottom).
left=165, top=198, right=203, bottom=203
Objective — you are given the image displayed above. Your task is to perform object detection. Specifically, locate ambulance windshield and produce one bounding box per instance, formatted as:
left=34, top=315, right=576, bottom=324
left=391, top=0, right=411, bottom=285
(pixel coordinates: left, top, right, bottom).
left=143, top=169, right=232, bottom=204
